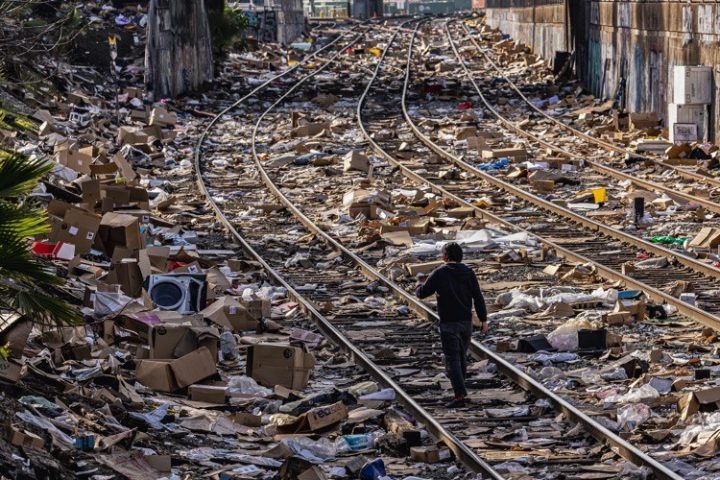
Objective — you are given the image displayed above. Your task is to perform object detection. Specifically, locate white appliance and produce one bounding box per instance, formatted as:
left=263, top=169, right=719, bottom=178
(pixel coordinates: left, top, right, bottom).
left=146, top=273, right=207, bottom=313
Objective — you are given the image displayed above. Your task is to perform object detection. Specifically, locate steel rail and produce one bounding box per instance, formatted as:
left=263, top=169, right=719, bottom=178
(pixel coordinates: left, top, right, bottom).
left=458, top=22, right=720, bottom=191
left=450, top=21, right=720, bottom=213
left=353, top=20, right=683, bottom=480
left=195, top=21, right=505, bottom=478
left=421, top=21, right=720, bottom=333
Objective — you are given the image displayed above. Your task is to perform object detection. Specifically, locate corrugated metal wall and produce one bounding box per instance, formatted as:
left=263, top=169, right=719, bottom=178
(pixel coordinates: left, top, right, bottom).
left=485, top=0, right=720, bottom=141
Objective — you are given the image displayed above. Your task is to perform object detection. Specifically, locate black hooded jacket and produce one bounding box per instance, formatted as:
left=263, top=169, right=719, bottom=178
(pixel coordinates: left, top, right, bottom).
left=415, top=262, right=487, bottom=324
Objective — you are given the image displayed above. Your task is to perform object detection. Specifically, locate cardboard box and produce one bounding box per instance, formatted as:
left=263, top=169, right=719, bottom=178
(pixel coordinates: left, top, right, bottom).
left=668, top=103, right=708, bottom=143
left=136, top=347, right=217, bottom=392
left=673, top=65, right=713, bottom=104
left=7, top=423, right=44, bottom=449
left=481, top=148, right=527, bottom=161
left=279, top=401, right=348, bottom=433
left=678, top=386, right=720, bottom=421
left=306, top=401, right=348, bottom=431
left=298, top=466, right=328, bottom=480
left=149, top=107, right=177, bottom=127
left=613, top=299, right=646, bottom=320
left=247, top=343, right=315, bottom=390
left=343, top=151, right=369, bottom=172
left=604, top=311, right=631, bottom=326
left=106, top=258, right=145, bottom=297
left=239, top=295, right=271, bottom=320
left=406, top=261, right=442, bottom=276
left=0, top=358, right=22, bottom=382
left=689, top=227, right=720, bottom=249
left=97, top=212, right=144, bottom=256
left=145, top=455, right=171, bottom=473
left=530, top=179, right=555, bottom=192
left=188, top=384, right=227, bottom=404
left=135, top=360, right=178, bottom=392
left=629, top=112, right=658, bottom=130
left=410, top=445, right=452, bottom=463
left=117, top=126, right=151, bottom=145
left=149, top=323, right=219, bottom=360
left=171, top=347, right=217, bottom=388
left=50, top=206, right=102, bottom=254
left=56, top=145, right=94, bottom=175
left=291, top=122, right=329, bottom=138
left=201, top=296, right=257, bottom=332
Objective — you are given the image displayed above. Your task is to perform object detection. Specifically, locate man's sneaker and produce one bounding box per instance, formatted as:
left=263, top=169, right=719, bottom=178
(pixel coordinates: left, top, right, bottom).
left=446, top=398, right=466, bottom=408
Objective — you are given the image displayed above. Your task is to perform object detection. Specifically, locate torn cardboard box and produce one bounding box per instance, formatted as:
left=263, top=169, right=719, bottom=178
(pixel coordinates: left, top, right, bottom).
left=201, top=296, right=257, bottom=332
left=247, top=343, right=315, bottom=390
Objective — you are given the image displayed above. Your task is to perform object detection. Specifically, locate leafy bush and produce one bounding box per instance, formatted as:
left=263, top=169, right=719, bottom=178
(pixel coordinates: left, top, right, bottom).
left=208, top=6, right=250, bottom=58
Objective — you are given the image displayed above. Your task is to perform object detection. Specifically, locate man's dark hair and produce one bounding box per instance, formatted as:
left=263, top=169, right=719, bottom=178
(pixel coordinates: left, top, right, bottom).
left=443, top=242, right=463, bottom=262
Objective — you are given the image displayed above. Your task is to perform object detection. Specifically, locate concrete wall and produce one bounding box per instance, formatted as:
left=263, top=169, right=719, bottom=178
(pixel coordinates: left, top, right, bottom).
left=485, top=0, right=720, bottom=141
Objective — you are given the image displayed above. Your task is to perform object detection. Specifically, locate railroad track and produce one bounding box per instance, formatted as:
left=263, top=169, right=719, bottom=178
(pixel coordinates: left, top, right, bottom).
left=394, top=20, right=720, bottom=333
left=192, top=17, right=686, bottom=480
left=458, top=21, right=720, bottom=199
left=448, top=20, right=720, bottom=245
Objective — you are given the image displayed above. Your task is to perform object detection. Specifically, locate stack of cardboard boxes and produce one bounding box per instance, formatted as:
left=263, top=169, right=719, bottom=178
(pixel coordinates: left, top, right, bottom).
left=669, top=66, right=712, bottom=143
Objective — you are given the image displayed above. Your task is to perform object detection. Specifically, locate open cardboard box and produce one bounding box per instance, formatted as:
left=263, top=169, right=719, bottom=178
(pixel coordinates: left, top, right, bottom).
left=135, top=346, right=217, bottom=392
left=247, top=343, right=315, bottom=390
left=201, top=296, right=257, bottom=332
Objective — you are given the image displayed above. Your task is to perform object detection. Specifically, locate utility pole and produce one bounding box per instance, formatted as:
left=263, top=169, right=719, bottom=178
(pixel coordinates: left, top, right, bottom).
left=108, top=35, right=120, bottom=126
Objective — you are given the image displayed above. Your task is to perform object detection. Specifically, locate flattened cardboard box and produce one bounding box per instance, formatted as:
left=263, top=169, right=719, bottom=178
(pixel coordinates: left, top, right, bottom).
left=279, top=401, right=348, bottom=433
left=679, top=386, right=720, bottom=420
left=247, top=343, right=315, bottom=390
left=0, top=358, right=22, bottom=382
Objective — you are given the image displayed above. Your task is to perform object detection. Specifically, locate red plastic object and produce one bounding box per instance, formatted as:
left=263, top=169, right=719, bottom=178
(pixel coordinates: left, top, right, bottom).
left=168, top=261, right=188, bottom=271
left=457, top=101, right=473, bottom=110
left=636, top=252, right=650, bottom=260
left=31, top=241, right=57, bottom=257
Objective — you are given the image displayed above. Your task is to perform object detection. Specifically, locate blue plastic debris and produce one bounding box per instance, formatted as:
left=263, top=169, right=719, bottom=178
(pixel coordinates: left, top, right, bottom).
left=477, top=157, right=509, bottom=171
left=359, top=458, right=386, bottom=480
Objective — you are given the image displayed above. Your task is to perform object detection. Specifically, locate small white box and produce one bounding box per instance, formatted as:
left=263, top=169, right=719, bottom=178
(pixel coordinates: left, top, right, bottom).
left=668, top=103, right=708, bottom=142
left=673, top=124, right=698, bottom=143
left=673, top=66, right=712, bottom=105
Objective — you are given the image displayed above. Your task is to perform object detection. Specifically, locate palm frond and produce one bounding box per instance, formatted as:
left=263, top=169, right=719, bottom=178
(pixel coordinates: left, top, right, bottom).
left=0, top=285, right=80, bottom=329
left=0, top=153, right=52, bottom=198
left=0, top=201, right=49, bottom=243
left=0, top=237, right=58, bottom=284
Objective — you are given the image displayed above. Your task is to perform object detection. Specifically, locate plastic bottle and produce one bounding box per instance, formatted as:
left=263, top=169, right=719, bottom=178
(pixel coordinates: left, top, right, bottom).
left=335, top=431, right=384, bottom=453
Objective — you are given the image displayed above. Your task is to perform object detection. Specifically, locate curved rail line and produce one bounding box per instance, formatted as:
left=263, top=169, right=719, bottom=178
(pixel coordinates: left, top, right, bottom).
left=462, top=22, right=720, bottom=195
left=196, top=21, right=503, bottom=478
left=355, top=20, right=683, bottom=480
left=398, top=20, right=720, bottom=331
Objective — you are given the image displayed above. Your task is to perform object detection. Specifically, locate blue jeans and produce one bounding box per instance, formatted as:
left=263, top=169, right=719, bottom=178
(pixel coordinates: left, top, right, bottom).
left=439, top=321, right=472, bottom=397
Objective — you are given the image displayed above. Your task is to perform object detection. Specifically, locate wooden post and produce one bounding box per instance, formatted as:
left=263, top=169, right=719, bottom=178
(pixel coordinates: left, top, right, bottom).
left=145, top=0, right=214, bottom=100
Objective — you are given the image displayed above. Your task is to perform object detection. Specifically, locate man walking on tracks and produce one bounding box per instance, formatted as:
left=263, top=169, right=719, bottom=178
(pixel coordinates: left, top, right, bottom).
left=415, top=242, right=488, bottom=408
